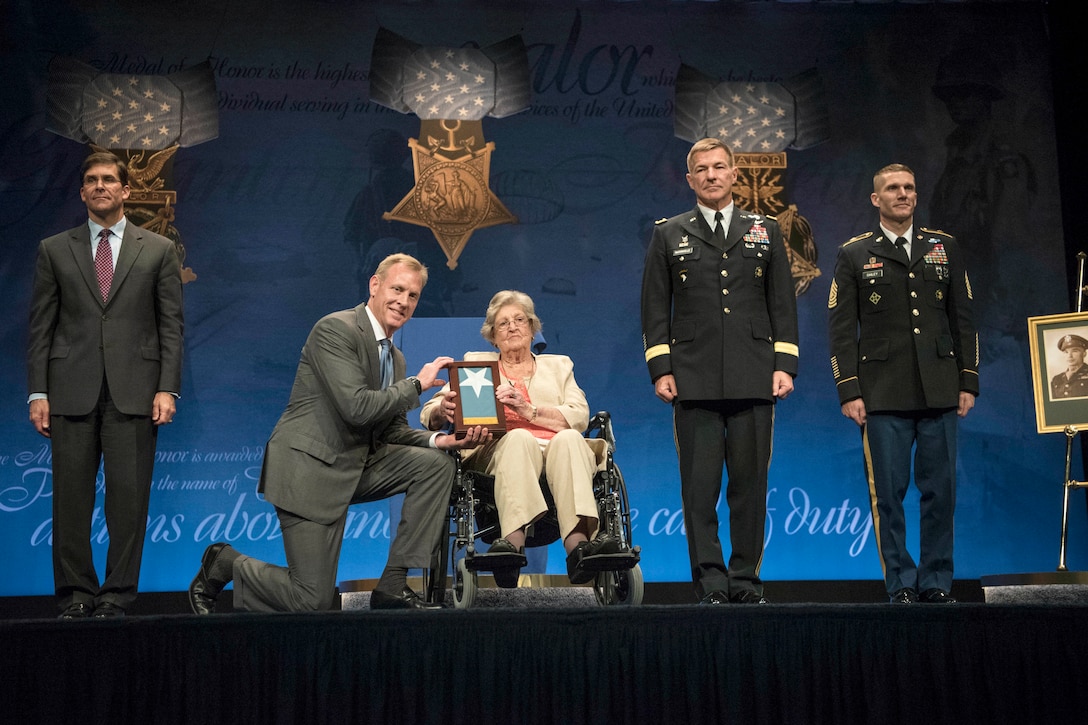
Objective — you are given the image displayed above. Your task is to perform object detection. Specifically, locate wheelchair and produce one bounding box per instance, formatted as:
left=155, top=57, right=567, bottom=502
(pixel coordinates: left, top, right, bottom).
left=424, top=411, right=643, bottom=608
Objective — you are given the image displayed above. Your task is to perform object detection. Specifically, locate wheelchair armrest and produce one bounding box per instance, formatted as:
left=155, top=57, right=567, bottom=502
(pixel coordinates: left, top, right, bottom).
left=586, top=410, right=615, bottom=448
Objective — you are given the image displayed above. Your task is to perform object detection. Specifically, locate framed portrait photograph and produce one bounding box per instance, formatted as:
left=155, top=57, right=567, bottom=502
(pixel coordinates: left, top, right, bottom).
left=1028, top=311, right=1088, bottom=433
left=448, top=361, right=506, bottom=438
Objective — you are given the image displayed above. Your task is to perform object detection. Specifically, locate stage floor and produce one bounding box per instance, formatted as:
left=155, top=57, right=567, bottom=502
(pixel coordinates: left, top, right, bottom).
left=3, top=582, right=1084, bottom=725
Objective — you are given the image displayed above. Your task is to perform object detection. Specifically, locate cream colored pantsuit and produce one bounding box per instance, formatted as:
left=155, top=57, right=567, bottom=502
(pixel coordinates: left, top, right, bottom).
left=465, top=428, right=605, bottom=538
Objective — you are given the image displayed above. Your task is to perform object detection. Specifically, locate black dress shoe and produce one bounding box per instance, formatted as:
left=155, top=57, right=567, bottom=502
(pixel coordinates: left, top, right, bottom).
left=59, top=602, right=92, bottom=619
left=699, top=590, right=730, bottom=605
left=484, top=538, right=525, bottom=589
left=730, top=590, right=768, bottom=604
left=370, top=586, right=443, bottom=610
left=919, top=588, right=957, bottom=604
left=93, top=602, right=125, bottom=618
left=890, top=587, right=918, bottom=604
left=189, top=542, right=233, bottom=615
left=566, top=533, right=623, bottom=585
left=583, top=532, right=622, bottom=557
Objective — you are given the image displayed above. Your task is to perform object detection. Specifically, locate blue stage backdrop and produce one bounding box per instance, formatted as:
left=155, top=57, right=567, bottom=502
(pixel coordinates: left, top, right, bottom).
left=1, top=0, right=1082, bottom=596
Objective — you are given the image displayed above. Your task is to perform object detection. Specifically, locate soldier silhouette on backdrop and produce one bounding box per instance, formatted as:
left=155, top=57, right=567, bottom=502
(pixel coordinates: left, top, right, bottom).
left=929, top=51, right=1037, bottom=348
left=344, top=128, right=460, bottom=317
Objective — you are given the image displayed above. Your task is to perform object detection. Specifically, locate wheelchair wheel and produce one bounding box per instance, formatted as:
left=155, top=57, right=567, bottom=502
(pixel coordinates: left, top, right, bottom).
left=453, top=557, right=477, bottom=609
left=593, top=563, right=644, bottom=606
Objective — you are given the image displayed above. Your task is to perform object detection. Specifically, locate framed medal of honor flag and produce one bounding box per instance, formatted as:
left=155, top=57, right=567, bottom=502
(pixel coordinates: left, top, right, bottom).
left=1028, top=311, right=1088, bottom=433
left=448, top=361, right=506, bottom=438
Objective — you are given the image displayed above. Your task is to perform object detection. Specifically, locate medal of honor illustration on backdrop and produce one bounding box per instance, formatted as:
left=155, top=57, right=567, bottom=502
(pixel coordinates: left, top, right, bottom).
left=674, top=64, right=830, bottom=296
left=369, top=28, right=530, bottom=269
left=44, top=57, right=219, bottom=284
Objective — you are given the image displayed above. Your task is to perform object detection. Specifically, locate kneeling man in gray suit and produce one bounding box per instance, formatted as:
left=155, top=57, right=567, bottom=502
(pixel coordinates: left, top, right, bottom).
left=189, top=253, right=490, bottom=611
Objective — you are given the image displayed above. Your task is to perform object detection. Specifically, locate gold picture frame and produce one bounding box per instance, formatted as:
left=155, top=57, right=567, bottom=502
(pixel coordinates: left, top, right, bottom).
left=1028, top=311, right=1088, bottom=433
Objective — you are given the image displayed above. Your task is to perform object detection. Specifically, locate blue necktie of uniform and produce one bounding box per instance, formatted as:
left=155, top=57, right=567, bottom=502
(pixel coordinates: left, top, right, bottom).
left=379, top=339, right=393, bottom=389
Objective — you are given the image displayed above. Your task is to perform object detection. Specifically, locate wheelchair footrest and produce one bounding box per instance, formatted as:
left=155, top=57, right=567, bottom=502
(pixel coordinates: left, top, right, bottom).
left=576, top=550, right=641, bottom=573
left=465, top=550, right=528, bottom=572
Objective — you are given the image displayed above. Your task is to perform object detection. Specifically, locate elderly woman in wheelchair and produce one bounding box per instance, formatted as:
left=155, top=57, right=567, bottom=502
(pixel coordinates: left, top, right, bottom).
left=421, top=290, right=625, bottom=588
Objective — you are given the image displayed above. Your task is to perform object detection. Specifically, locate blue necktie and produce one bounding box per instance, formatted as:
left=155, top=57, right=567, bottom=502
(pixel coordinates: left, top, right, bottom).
left=379, top=339, right=393, bottom=389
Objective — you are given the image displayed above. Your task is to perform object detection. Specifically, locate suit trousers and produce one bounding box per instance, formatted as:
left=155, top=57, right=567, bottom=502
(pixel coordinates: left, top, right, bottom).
left=233, top=443, right=454, bottom=612
left=863, top=409, right=958, bottom=595
left=464, top=428, right=600, bottom=541
left=50, top=377, right=157, bottom=610
left=674, top=399, right=773, bottom=599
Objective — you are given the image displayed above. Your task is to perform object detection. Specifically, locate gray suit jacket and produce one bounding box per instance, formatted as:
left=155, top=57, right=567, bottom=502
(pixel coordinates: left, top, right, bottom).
left=27, top=222, right=184, bottom=416
left=259, top=303, right=432, bottom=524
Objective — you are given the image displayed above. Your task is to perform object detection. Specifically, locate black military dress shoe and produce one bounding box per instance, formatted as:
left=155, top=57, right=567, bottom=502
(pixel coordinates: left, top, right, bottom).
left=370, top=586, right=442, bottom=610
left=919, top=588, right=957, bottom=604
left=58, top=602, right=92, bottom=619
left=890, top=587, right=918, bottom=604
left=93, top=602, right=125, bottom=618
left=189, top=542, right=232, bottom=614
left=699, top=590, right=730, bottom=605
left=730, top=590, right=768, bottom=604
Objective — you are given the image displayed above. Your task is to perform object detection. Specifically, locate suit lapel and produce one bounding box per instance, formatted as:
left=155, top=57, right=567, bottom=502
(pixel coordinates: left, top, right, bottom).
left=910, top=231, right=933, bottom=267
left=679, top=208, right=712, bottom=249
left=354, top=303, right=383, bottom=384
left=724, top=211, right=751, bottom=252
left=869, top=230, right=903, bottom=265
left=107, top=224, right=144, bottom=305
left=67, top=226, right=103, bottom=307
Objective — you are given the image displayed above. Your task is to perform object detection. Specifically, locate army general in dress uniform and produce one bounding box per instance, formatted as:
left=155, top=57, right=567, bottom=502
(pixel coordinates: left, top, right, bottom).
left=640, top=138, right=799, bottom=605
left=828, top=163, right=978, bottom=605
left=1051, top=334, right=1088, bottom=399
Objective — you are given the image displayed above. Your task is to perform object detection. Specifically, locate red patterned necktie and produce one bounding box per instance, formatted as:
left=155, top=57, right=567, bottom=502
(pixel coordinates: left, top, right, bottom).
left=95, top=228, right=113, bottom=302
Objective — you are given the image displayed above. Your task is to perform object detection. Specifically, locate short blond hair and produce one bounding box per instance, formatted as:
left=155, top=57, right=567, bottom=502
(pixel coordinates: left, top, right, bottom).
left=374, top=253, right=428, bottom=287
left=873, top=163, right=915, bottom=192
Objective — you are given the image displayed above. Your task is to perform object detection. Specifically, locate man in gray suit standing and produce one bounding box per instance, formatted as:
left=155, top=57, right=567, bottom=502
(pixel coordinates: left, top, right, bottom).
left=189, top=253, right=488, bottom=612
left=28, top=151, right=185, bottom=618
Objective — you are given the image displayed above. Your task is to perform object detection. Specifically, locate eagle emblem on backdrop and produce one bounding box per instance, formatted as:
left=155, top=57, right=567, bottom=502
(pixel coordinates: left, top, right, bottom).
left=44, top=57, right=219, bottom=284
left=369, top=28, right=530, bottom=269
left=674, top=65, right=830, bottom=296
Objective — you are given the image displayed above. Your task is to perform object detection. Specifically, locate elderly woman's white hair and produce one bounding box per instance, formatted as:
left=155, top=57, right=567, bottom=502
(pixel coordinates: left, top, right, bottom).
left=480, top=290, right=543, bottom=345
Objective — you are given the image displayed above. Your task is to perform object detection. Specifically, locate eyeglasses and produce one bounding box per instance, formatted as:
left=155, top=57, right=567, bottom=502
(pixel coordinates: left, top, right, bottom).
left=496, top=315, right=529, bottom=332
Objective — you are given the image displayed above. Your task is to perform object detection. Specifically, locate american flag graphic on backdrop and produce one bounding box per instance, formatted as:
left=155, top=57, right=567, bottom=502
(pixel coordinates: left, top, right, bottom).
left=401, top=48, right=496, bottom=121
left=705, top=82, right=796, bottom=153
left=81, top=74, right=183, bottom=149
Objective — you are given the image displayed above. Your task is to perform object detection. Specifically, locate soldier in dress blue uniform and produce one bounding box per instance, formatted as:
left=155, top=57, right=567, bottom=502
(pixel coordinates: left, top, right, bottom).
left=828, top=163, right=979, bottom=605
left=640, top=138, right=799, bottom=605
left=1051, top=334, right=1088, bottom=399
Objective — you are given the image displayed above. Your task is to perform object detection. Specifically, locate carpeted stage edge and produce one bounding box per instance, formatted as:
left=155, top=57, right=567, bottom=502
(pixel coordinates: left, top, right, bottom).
left=4, top=580, right=1086, bottom=724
